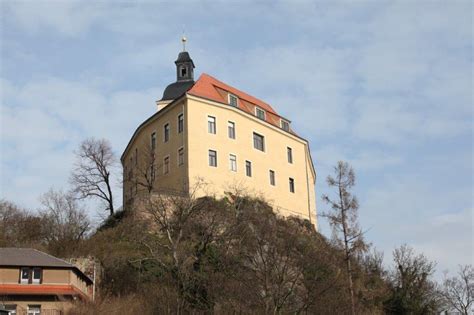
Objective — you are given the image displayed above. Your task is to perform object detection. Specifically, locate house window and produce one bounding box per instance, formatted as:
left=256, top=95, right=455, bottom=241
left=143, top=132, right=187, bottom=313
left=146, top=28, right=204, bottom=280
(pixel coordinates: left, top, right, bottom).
left=163, top=156, right=170, bottom=174
left=209, top=150, right=217, bottom=167
left=269, top=170, right=275, bottom=186
left=4, top=305, right=16, bottom=315
left=178, top=147, right=184, bottom=166
left=27, top=305, right=41, bottom=315
left=245, top=161, right=252, bottom=177
left=281, top=119, right=290, bottom=131
left=287, top=147, right=293, bottom=164
left=164, top=123, right=170, bottom=142
left=289, top=178, right=295, bottom=193
left=150, top=162, right=155, bottom=181
left=20, top=267, right=29, bottom=284
left=229, top=94, right=238, bottom=107
left=228, top=121, right=235, bottom=139
left=32, top=268, right=41, bottom=284
left=208, top=116, right=216, bottom=134
left=229, top=154, right=237, bottom=172
left=151, top=132, right=156, bottom=150
left=253, top=132, right=265, bottom=152
left=255, top=107, right=266, bottom=120
left=178, top=114, right=184, bottom=133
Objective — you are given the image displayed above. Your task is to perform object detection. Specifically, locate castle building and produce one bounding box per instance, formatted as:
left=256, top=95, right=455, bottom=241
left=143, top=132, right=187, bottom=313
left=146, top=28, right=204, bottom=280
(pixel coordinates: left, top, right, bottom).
left=121, top=41, right=317, bottom=226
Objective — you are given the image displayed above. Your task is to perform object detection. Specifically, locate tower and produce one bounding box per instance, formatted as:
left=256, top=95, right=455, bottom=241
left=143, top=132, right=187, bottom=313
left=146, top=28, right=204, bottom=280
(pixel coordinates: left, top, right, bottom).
left=157, top=37, right=196, bottom=110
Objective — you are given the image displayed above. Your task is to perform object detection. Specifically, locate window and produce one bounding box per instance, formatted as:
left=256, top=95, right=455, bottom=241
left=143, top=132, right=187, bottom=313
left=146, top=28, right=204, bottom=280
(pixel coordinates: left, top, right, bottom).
left=27, top=305, right=41, bottom=315
left=208, top=116, right=216, bottom=134
left=164, top=123, right=170, bottom=142
left=20, top=267, right=29, bottom=284
left=209, top=150, right=217, bottom=167
left=289, top=178, right=295, bottom=193
left=229, top=94, right=238, bottom=107
left=281, top=119, right=290, bottom=131
left=151, top=132, right=156, bottom=150
left=229, top=154, right=237, bottom=172
left=163, top=156, right=170, bottom=174
left=253, top=132, right=265, bottom=152
left=180, top=66, right=187, bottom=77
left=150, top=162, right=155, bottom=181
left=32, top=268, right=41, bottom=284
left=178, top=147, right=184, bottom=166
left=178, top=114, right=184, bottom=133
left=245, top=161, right=252, bottom=177
left=4, top=305, right=16, bottom=315
left=269, top=170, right=275, bottom=186
left=227, top=121, right=236, bottom=139
left=287, top=147, right=293, bottom=164
left=255, top=107, right=266, bottom=120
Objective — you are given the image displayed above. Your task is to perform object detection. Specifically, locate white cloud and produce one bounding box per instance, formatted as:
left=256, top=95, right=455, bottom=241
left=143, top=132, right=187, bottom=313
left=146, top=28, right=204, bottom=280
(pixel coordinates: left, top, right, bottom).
left=0, top=77, right=157, bottom=211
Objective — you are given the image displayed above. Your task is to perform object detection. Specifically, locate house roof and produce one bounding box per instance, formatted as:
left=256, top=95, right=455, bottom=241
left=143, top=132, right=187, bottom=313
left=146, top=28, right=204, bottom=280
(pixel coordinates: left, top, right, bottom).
left=0, top=248, right=93, bottom=284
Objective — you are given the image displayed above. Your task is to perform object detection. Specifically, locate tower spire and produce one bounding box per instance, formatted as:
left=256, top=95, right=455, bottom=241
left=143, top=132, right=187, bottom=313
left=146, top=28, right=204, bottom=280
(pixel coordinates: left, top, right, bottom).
left=181, top=35, right=187, bottom=52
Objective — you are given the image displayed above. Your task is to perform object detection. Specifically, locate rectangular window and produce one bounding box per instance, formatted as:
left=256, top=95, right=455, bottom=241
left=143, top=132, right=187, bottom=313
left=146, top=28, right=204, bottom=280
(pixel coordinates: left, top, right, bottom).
left=27, top=305, right=41, bottom=315
left=163, top=156, right=170, bottom=174
left=281, top=119, right=290, bottom=131
left=135, top=148, right=138, bottom=165
left=253, top=132, right=265, bottom=152
left=245, top=160, right=252, bottom=177
left=178, top=147, right=184, bottom=166
left=4, top=305, right=16, bottom=315
left=208, top=116, right=216, bottom=134
left=229, top=94, right=238, bottom=107
left=150, top=162, right=155, bottom=181
left=164, top=123, right=170, bottom=142
left=228, top=121, right=235, bottom=139
left=269, top=170, right=275, bottom=186
left=209, top=150, right=217, bottom=167
left=229, top=154, right=237, bottom=172
left=32, top=268, right=41, bottom=284
left=151, top=132, right=156, bottom=150
left=256, top=107, right=266, bottom=120
left=178, top=114, right=184, bottom=133
left=287, top=147, right=293, bottom=164
left=289, top=178, right=295, bottom=193
left=20, top=267, right=29, bottom=284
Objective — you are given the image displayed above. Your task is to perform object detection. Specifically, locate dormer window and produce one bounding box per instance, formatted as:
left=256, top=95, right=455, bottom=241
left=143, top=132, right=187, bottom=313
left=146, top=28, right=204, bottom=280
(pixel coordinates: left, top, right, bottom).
left=280, top=119, right=290, bottom=131
left=255, top=107, right=266, bottom=120
left=228, top=94, right=238, bottom=107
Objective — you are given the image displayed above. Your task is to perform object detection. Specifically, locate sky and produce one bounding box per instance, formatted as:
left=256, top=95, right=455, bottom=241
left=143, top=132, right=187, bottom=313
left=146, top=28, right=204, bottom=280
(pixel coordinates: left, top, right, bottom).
left=1, top=1, right=472, bottom=277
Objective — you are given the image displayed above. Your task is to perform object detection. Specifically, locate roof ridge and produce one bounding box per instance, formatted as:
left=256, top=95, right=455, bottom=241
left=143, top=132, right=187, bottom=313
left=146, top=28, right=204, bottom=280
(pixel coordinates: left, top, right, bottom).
left=198, top=73, right=278, bottom=115
left=31, top=248, right=74, bottom=267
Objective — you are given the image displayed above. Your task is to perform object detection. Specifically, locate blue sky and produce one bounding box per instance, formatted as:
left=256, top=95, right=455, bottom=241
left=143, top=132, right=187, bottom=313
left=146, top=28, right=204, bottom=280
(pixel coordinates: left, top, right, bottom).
left=1, top=1, right=472, bottom=277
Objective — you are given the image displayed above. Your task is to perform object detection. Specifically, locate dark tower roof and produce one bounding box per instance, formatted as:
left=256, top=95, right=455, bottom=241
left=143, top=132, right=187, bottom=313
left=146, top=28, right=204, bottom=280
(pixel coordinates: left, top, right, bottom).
left=161, top=41, right=196, bottom=101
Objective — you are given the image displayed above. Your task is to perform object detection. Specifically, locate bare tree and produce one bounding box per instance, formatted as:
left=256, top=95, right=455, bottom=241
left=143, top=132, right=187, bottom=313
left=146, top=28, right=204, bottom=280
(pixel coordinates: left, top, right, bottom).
left=442, top=265, right=473, bottom=315
left=128, top=140, right=159, bottom=195
left=70, top=138, right=117, bottom=216
left=40, top=189, right=90, bottom=241
left=385, top=244, right=441, bottom=314
left=322, top=161, right=367, bottom=315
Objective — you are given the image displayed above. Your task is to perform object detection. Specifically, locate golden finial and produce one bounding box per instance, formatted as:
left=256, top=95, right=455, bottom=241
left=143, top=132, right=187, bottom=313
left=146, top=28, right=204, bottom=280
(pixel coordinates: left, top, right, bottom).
left=181, top=35, right=187, bottom=51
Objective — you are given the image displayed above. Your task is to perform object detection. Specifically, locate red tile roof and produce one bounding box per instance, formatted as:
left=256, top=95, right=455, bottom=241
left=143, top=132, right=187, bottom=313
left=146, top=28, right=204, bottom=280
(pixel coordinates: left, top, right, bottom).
left=188, top=73, right=292, bottom=132
left=0, top=284, right=90, bottom=300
